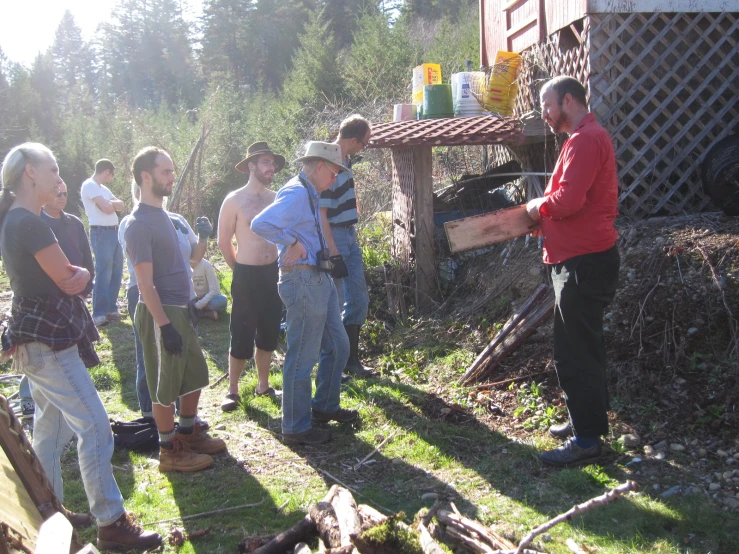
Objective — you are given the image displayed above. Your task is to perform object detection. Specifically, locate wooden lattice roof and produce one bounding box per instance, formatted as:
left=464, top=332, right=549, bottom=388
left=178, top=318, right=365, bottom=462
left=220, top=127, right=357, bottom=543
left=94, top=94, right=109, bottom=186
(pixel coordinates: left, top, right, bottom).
left=367, top=115, right=523, bottom=148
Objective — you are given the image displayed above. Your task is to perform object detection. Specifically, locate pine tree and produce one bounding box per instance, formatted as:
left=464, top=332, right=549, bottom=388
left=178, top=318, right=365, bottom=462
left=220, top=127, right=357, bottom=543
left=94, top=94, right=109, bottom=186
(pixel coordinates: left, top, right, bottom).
left=282, top=9, right=344, bottom=111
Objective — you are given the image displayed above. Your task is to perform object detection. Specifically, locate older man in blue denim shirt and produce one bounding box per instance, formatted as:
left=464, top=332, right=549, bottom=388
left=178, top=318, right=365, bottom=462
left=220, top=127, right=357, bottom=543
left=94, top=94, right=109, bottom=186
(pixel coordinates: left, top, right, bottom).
left=252, top=141, right=359, bottom=445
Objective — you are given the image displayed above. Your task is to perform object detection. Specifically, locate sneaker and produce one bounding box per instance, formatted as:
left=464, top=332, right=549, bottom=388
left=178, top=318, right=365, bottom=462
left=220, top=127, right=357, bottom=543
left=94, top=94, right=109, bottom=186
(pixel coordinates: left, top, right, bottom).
left=254, top=386, right=282, bottom=403
left=93, top=315, right=109, bottom=327
left=283, top=427, right=332, bottom=445
left=97, top=512, right=162, bottom=551
left=221, top=393, right=240, bottom=412
left=549, top=421, right=573, bottom=439
left=311, top=407, right=359, bottom=424
left=158, top=437, right=214, bottom=472
left=176, top=425, right=227, bottom=455
left=106, top=312, right=124, bottom=321
left=540, top=437, right=602, bottom=467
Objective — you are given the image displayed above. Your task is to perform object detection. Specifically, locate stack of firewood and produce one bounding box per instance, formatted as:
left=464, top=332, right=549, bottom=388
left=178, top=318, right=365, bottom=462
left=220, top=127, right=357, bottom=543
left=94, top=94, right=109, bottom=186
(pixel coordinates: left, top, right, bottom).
left=460, top=284, right=555, bottom=385
left=240, top=481, right=639, bottom=554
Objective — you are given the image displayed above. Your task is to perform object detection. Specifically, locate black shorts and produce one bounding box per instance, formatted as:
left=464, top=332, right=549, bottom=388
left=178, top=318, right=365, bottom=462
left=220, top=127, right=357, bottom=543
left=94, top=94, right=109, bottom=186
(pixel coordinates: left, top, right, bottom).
left=230, top=261, right=282, bottom=359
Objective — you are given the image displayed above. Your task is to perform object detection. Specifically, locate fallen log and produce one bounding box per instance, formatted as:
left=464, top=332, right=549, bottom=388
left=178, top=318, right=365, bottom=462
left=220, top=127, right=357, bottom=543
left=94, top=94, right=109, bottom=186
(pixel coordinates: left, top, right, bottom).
left=251, top=516, right=316, bottom=554
left=329, top=486, right=360, bottom=550
left=310, top=501, right=342, bottom=549
left=357, top=504, right=388, bottom=530
left=417, top=520, right=446, bottom=554
left=437, top=510, right=516, bottom=551
left=460, top=284, right=548, bottom=384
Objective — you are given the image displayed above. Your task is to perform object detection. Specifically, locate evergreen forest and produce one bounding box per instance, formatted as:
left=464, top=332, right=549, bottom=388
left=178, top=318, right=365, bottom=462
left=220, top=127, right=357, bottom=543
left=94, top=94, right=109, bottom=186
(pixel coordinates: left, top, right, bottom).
left=0, top=0, right=480, bottom=220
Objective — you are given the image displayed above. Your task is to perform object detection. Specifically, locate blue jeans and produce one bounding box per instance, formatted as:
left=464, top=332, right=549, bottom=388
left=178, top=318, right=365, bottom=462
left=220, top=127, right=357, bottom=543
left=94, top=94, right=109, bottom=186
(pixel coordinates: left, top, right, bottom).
left=199, top=293, right=228, bottom=312
left=331, top=226, right=369, bottom=326
left=278, top=269, right=349, bottom=434
left=127, top=285, right=152, bottom=417
left=90, top=227, right=124, bottom=318
left=18, top=342, right=125, bottom=525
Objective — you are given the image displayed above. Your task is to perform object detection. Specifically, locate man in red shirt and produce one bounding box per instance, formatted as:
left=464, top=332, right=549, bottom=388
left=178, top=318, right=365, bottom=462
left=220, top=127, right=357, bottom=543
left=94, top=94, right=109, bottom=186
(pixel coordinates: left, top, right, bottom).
left=526, top=76, right=620, bottom=466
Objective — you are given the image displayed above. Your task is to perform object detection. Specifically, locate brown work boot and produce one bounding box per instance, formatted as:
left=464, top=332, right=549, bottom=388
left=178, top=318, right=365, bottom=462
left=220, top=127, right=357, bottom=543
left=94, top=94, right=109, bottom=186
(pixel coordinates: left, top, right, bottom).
left=97, top=512, right=162, bottom=551
left=176, top=423, right=227, bottom=454
left=61, top=506, right=93, bottom=528
left=158, top=436, right=214, bottom=473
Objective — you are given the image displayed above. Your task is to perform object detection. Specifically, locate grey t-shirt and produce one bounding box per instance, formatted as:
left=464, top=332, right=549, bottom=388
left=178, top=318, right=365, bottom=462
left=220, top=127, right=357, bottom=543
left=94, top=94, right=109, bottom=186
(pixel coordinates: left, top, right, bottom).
left=0, top=208, right=62, bottom=297
left=124, top=203, right=191, bottom=306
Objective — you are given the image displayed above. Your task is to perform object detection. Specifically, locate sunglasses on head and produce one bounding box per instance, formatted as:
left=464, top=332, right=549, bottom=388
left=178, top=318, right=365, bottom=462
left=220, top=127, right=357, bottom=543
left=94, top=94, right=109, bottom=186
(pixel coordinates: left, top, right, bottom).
left=57, top=192, right=68, bottom=198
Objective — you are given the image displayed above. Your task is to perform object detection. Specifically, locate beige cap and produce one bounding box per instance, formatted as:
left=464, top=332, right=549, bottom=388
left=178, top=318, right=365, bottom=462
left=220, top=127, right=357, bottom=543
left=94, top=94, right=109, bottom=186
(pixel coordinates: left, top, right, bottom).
left=292, top=141, right=349, bottom=172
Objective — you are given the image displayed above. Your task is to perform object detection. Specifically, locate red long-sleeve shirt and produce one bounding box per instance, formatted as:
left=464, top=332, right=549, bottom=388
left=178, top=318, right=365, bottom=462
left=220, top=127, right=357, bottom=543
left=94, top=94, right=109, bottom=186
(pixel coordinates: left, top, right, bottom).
left=539, top=113, right=619, bottom=264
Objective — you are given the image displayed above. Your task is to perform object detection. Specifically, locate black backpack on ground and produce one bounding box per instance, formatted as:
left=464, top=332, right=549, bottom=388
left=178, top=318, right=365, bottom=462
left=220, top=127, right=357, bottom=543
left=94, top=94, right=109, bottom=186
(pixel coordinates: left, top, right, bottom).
left=111, top=417, right=159, bottom=452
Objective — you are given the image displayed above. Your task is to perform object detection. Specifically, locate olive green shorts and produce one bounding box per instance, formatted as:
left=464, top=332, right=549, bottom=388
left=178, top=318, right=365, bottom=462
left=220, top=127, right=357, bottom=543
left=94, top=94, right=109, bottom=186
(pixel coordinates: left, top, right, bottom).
left=134, top=303, right=209, bottom=407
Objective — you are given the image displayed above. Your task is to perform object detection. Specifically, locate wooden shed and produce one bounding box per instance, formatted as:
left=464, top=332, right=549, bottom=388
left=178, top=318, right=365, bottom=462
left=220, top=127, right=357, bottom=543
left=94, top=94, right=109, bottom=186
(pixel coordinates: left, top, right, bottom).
left=480, top=0, right=739, bottom=218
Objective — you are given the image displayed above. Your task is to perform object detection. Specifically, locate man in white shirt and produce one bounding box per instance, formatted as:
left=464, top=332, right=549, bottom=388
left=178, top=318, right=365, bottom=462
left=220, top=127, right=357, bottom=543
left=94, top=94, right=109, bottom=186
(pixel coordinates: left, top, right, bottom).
left=81, top=159, right=125, bottom=327
left=190, top=258, right=228, bottom=320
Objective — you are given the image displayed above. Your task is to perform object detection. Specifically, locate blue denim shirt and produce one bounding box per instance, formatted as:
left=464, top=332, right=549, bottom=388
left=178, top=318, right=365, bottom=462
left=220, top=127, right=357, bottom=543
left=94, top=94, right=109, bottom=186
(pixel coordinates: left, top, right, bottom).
left=251, top=173, right=325, bottom=268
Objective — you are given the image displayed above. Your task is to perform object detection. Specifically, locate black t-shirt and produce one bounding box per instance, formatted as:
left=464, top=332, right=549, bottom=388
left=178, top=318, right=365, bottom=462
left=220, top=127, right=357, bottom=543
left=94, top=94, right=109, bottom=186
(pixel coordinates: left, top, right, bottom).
left=0, top=208, right=62, bottom=297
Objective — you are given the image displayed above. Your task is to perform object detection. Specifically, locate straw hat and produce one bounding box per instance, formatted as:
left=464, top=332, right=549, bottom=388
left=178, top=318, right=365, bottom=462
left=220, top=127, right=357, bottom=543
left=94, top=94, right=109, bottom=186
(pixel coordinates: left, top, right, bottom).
left=292, top=141, right=349, bottom=172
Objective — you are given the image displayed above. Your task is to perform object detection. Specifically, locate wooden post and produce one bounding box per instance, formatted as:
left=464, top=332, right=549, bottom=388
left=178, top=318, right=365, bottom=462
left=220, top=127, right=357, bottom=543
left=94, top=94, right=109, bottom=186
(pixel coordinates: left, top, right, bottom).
left=412, top=146, right=436, bottom=311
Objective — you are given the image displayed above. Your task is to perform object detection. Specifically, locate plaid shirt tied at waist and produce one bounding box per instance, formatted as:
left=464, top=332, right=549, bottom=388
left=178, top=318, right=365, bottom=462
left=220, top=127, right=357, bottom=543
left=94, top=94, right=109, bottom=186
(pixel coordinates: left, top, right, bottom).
left=6, top=295, right=100, bottom=368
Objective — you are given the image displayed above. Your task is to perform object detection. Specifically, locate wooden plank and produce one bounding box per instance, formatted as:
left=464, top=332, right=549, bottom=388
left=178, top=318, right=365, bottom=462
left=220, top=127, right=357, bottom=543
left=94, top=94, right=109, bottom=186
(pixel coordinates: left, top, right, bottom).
left=35, top=512, right=72, bottom=554
left=413, top=146, right=437, bottom=311
left=444, top=204, right=539, bottom=253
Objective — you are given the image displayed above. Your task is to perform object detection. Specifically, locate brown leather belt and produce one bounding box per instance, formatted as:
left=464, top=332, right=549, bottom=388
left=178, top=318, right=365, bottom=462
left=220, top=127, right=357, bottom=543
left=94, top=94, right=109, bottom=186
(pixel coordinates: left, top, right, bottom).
left=280, top=264, right=318, bottom=274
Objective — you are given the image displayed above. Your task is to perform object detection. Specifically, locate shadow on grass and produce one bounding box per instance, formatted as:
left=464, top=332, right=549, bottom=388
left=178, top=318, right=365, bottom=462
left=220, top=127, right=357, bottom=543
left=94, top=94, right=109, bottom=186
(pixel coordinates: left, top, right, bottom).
left=102, top=316, right=143, bottom=413
left=344, top=375, right=739, bottom=552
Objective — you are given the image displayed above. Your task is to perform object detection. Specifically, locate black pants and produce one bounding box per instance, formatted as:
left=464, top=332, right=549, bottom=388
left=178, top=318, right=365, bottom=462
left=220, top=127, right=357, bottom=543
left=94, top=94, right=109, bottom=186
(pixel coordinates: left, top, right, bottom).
left=549, top=245, right=620, bottom=437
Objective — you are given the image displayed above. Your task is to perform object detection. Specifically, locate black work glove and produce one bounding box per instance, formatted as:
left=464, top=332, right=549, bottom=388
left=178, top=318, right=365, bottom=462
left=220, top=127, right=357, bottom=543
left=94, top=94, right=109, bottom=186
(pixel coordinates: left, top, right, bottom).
left=195, top=216, right=213, bottom=241
left=160, top=323, right=183, bottom=356
left=330, top=255, right=349, bottom=279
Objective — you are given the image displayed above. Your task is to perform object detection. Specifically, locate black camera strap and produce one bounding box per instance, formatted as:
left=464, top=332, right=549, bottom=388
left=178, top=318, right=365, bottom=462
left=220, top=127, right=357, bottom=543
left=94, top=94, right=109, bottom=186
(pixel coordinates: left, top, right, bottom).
left=298, top=175, right=328, bottom=253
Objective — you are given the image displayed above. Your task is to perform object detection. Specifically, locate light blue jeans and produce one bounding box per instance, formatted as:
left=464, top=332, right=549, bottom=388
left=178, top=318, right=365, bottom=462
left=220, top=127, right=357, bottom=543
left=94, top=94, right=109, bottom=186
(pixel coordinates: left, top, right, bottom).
left=90, top=227, right=124, bottom=318
left=199, top=293, right=228, bottom=312
left=331, top=226, right=369, bottom=326
left=278, top=269, right=349, bottom=434
left=127, top=285, right=152, bottom=418
left=19, top=342, right=125, bottom=525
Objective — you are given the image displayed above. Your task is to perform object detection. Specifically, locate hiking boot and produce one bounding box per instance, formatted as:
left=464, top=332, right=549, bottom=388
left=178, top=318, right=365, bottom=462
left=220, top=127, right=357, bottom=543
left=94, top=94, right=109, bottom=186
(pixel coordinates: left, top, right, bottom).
left=540, top=437, right=602, bottom=467
left=158, top=437, right=214, bottom=472
left=221, top=393, right=240, bottom=412
left=176, top=425, right=227, bottom=455
left=549, top=421, right=573, bottom=439
left=97, top=512, right=162, bottom=551
left=344, top=324, right=374, bottom=378
left=93, top=315, right=109, bottom=327
left=312, top=407, right=359, bottom=424
left=283, top=427, right=332, bottom=445
left=62, top=507, right=93, bottom=529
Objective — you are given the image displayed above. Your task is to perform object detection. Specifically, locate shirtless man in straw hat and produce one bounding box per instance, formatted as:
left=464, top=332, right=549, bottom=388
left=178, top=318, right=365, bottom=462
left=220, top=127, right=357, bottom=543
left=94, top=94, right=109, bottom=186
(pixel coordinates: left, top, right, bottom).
left=218, top=142, right=285, bottom=411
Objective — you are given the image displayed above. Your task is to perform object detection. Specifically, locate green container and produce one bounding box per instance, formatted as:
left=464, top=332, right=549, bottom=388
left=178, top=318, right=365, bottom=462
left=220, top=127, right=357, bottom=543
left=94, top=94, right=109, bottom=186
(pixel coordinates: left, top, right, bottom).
left=423, top=84, right=454, bottom=119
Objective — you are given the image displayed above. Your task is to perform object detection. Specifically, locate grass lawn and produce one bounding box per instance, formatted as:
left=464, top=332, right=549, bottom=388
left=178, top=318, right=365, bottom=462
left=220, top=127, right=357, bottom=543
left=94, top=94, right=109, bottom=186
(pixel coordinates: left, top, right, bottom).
left=2, top=267, right=738, bottom=553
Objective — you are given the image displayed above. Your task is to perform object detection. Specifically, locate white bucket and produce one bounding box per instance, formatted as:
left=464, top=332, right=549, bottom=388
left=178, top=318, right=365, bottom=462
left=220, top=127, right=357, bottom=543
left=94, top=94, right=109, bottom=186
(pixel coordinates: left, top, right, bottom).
left=452, top=72, right=485, bottom=116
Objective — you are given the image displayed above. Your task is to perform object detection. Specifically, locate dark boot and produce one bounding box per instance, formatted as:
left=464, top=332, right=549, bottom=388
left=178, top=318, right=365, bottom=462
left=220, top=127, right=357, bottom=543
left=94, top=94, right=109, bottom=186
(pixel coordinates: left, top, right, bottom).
left=97, top=512, right=162, bottom=550
left=344, top=324, right=373, bottom=377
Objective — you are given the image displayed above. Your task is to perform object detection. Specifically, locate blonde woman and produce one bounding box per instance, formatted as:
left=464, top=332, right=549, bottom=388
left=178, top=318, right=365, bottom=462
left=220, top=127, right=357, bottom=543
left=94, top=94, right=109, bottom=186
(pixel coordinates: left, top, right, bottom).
left=0, top=143, right=161, bottom=550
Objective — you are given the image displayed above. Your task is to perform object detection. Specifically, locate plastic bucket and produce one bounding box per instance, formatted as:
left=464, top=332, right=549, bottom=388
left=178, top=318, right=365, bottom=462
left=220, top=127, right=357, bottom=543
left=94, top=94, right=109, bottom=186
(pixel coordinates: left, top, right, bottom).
left=423, top=84, right=453, bottom=118
left=484, top=51, right=522, bottom=116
